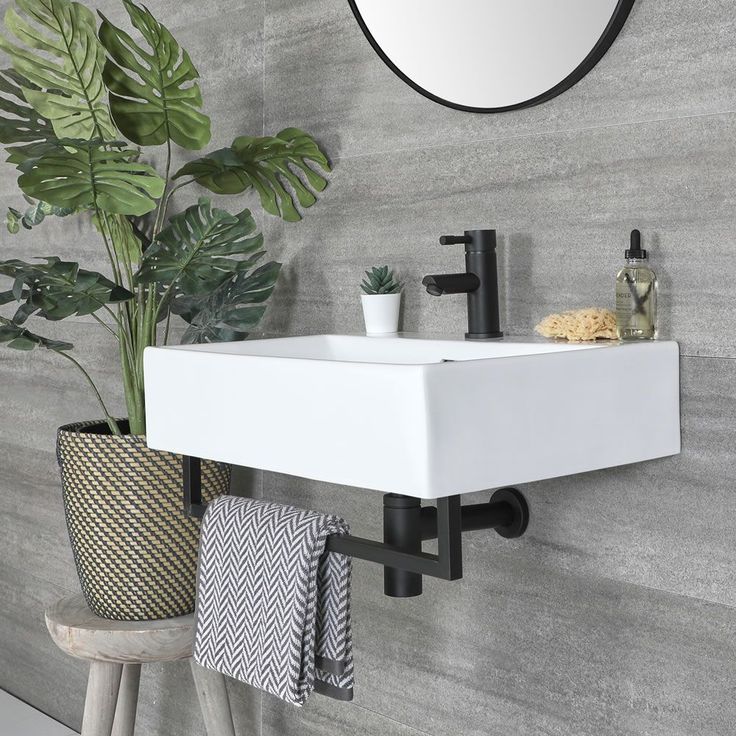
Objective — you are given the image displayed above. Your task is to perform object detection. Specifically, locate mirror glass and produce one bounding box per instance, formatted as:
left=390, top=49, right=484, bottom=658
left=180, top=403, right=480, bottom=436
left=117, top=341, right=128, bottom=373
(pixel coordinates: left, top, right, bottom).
left=349, top=1, right=634, bottom=112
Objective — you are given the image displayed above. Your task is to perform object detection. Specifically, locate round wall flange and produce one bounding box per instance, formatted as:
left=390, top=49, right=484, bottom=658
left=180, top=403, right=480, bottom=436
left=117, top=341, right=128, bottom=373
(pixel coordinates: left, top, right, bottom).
left=491, top=487, right=529, bottom=538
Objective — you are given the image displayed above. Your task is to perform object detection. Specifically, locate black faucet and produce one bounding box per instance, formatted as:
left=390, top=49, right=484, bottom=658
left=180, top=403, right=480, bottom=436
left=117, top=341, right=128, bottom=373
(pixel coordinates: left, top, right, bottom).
left=422, top=229, right=503, bottom=339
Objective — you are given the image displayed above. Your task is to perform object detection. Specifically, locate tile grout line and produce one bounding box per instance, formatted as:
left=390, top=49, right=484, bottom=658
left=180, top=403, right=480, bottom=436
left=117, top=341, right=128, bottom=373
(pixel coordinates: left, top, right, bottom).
left=1, top=560, right=78, bottom=604
left=568, top=562, right=736, bottom=616
left=261, top=0, right=266, bottom=138
left=680, top=353, right=736, bottom=361
left=324, top=106, right=736, bottom=164
left=264, top=700, right=436, bottom=736
left=340, top=702, right=435, bottom=736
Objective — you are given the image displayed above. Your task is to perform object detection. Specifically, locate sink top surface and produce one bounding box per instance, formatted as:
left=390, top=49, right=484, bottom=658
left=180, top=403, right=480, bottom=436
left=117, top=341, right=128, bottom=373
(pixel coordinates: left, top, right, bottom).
left=159, top=332, right=610, bottom=364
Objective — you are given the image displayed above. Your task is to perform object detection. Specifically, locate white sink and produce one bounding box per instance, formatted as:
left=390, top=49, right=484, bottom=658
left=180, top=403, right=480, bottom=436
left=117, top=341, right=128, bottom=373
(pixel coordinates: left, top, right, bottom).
left=144, top=334, right=681, bottom=499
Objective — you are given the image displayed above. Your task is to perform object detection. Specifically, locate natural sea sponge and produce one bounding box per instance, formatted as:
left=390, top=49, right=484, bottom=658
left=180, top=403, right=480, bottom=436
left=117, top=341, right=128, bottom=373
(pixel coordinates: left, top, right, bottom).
left=534, top=308, right=617, bottom=342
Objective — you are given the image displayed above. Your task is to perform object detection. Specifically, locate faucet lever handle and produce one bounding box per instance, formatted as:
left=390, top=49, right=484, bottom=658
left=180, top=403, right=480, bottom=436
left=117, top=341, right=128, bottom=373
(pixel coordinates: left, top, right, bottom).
left=439, top=234, right=471, bottom=245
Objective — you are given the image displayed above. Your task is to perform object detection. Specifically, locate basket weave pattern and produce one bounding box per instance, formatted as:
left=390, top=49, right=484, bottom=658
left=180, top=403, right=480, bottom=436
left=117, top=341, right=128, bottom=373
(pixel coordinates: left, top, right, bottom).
left=57, top=420, right=230, bottom=621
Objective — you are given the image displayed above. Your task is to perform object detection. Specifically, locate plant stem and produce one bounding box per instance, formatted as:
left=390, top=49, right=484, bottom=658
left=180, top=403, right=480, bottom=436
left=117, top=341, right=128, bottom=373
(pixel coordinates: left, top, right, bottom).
left=91, top=312, right=119, bottom=340
left=152, top=139, right=173, bottom=238
left=58, top=351, right=121, bottom=436
left=102, top=304, right=126, bottom=333
left=95, top=210, right=147, bottom=433
left=158, top=179, right=194, bottom=229
left=119, top=334, right=139, bottom=428
left=147, top=179, right=199, bottom=332
left=163, top=310, right=172, bottom=345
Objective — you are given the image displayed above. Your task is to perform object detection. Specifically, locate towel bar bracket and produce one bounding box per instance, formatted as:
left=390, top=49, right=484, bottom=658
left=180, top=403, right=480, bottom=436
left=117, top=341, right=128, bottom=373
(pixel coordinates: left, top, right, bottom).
left=183, top=455, right=206, bottom=518
left=182, top=456, right=528, bottom=598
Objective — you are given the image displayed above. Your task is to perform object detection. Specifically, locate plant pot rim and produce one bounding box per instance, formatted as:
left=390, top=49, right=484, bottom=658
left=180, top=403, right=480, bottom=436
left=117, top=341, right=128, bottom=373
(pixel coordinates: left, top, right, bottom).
left=59, top=418, right=130, bottom=432
left=57, top=419, right=140, bottom=440
left=360, top=292, right=402, bottom=298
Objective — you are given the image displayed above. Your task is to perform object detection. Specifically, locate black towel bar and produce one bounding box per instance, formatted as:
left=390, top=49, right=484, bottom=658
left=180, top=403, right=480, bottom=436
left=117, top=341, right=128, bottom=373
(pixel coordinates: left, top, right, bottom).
left=182, top=455, right=528, bottom=598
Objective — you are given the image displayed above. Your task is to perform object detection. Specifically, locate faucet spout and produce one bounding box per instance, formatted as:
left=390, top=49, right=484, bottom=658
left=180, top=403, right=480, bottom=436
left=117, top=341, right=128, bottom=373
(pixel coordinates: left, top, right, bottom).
left=422, top=273, right=480, bottom=296
left=422, top=229, right=503, bottom=340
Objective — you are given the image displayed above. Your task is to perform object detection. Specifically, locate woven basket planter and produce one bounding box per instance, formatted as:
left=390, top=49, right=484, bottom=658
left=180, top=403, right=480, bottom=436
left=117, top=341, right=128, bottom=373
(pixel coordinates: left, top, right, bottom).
left=57, top=420, right=230, bottom=621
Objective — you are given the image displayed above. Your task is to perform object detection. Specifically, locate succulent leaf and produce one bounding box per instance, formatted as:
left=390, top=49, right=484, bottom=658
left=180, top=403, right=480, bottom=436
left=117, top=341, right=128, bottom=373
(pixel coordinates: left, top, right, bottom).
left=360, top=265, right=403, bottom=295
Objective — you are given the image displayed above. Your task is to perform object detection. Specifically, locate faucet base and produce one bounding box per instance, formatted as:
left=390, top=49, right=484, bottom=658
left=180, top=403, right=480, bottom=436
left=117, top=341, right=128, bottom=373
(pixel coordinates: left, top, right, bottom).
left=465, top=331, right=503, bottom=340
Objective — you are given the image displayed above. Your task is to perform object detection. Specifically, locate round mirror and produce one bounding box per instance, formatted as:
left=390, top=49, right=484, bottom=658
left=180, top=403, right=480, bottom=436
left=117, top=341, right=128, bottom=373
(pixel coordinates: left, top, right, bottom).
left=348, top=1, right=635, bottom=112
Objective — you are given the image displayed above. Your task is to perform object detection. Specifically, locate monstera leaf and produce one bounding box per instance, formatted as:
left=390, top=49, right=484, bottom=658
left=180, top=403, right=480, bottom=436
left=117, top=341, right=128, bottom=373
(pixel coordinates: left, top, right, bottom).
left=98, top=0, right=210, bottom=149
left=0, top=68, right=60, bottom=165
left=0, top=0, right=116, bottom=140
left=0, top=257, right=133, bottom=323
left=137, top=198, right=264, bottom=295
left=172, top=263, right=281, bottom=344
left=18, top=140, right=165, bottom=216
left=0, top=315, right=72, bottom=351
left=173, top=128, right=330, bottom=222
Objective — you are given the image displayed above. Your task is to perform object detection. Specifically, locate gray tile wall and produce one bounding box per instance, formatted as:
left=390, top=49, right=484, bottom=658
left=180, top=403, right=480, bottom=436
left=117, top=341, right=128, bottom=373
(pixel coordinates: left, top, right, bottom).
left=1, top=1, right=735, bottom=735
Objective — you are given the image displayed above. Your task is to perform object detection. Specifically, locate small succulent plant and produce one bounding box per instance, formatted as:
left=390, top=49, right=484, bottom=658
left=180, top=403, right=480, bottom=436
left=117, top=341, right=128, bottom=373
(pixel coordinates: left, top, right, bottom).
left=361, top=265, right=403, bottom=295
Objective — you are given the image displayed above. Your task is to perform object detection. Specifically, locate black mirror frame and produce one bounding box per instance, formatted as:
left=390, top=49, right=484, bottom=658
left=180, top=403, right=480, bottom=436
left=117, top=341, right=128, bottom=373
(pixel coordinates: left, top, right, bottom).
left=347, top=0, right=636, bottom=113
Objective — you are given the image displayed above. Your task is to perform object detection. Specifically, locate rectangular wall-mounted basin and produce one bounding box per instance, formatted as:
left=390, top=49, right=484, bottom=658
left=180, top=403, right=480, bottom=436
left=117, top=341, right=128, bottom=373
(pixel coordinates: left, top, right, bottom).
left=144, top=334, right=681, bottom=499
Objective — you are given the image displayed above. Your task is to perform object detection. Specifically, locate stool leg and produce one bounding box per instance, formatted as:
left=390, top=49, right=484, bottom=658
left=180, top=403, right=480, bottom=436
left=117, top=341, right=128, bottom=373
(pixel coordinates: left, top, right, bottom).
left=111, top=664, right=141, bottom=736
left=190, top=660, right=236, bottom=736
left=82, top=661, right=123, bottom=736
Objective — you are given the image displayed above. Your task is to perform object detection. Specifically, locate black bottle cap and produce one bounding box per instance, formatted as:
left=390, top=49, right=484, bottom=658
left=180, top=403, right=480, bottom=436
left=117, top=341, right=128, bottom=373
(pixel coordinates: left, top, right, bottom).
left=625, top=229, right=647, bottom=259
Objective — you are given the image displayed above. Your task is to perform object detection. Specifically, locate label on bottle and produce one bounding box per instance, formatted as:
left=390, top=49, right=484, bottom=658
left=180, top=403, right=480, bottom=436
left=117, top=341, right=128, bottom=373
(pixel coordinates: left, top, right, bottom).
left=616, top=269, right=656, bottom=339
left=615, top=284, right=633, bottom=314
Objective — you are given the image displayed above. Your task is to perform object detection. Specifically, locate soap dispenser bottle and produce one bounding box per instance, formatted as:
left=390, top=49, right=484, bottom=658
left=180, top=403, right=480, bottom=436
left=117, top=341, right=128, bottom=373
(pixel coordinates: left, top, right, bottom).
left=616, top=229, right=657, bottom=340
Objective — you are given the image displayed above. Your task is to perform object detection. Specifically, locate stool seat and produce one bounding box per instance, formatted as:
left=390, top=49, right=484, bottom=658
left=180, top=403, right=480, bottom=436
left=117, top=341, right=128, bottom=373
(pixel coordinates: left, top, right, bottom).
left=45, top=594, right=236, bottom=736
left=45, top=594, right=194, bottom=663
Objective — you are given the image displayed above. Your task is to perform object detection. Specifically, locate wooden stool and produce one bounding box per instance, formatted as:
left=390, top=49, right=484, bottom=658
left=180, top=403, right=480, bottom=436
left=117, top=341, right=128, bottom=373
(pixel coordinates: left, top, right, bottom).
left=45, top=594, right=236, bottom=736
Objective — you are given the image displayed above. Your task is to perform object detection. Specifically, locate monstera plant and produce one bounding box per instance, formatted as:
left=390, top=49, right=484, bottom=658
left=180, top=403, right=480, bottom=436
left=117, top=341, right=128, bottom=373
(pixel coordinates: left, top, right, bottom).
left=0, top=0, right=330, bottom=436
left=0, top=0, right=331, bottom=622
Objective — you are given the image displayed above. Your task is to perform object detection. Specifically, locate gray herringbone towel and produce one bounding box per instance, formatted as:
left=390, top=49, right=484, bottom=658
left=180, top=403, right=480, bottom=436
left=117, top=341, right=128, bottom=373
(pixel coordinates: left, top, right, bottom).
left=194, top=496, right=353, bottom=706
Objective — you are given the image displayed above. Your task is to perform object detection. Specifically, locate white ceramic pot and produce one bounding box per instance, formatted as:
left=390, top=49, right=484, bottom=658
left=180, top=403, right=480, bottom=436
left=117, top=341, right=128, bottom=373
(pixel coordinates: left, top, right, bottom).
left=360, top=293, right=401, bottom=334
